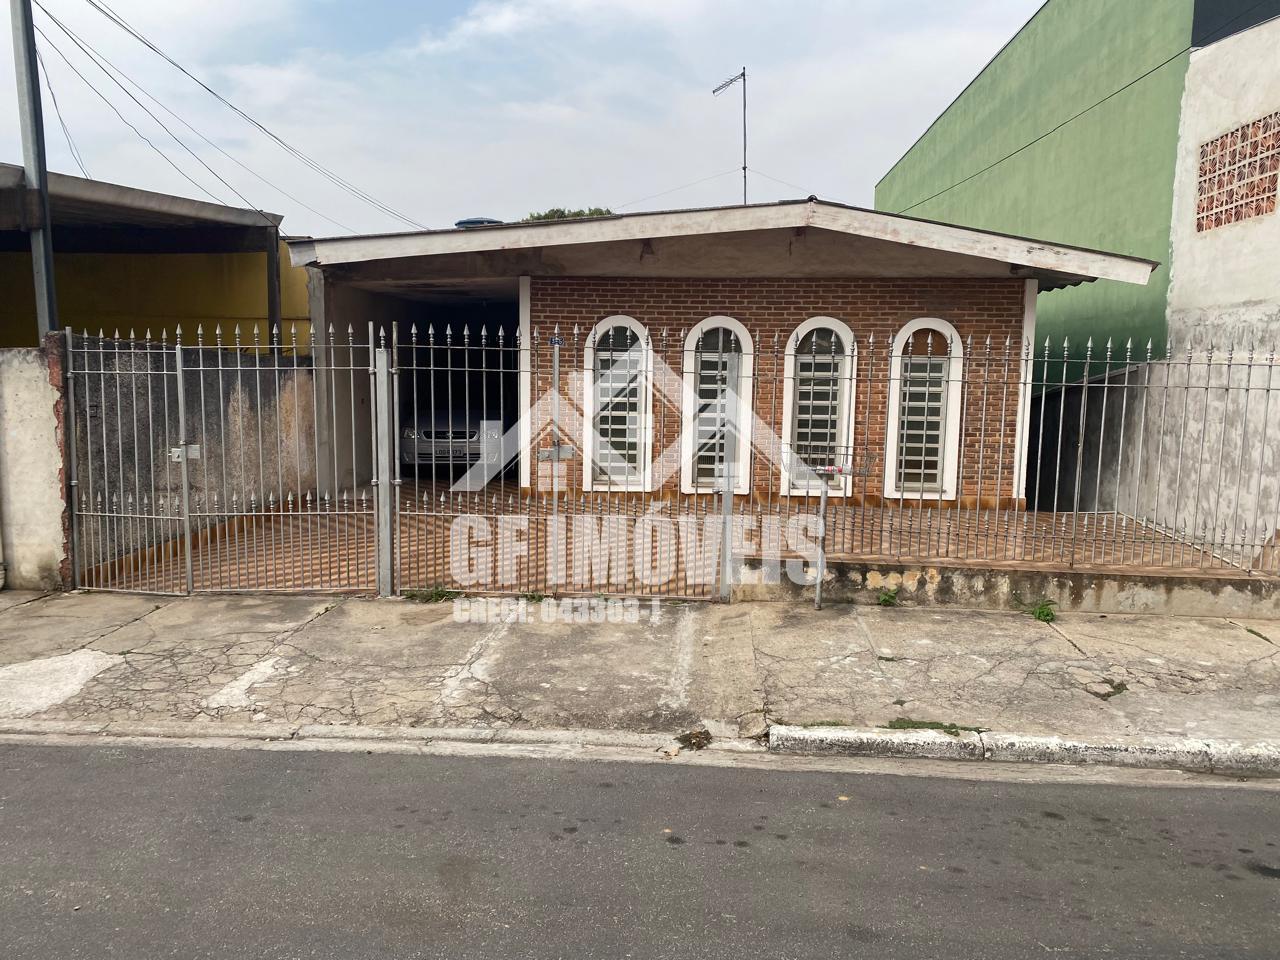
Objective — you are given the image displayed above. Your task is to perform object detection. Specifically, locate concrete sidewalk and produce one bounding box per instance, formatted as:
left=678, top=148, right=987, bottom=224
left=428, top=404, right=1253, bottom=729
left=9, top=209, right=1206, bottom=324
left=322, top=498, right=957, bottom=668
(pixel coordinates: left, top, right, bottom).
left=1, top=589, right=1278, bottom=753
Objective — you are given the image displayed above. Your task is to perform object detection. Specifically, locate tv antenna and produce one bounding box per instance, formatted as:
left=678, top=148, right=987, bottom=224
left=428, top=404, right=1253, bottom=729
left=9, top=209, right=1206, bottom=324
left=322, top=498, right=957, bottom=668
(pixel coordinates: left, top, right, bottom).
left=712, top=67, right=747, bottom=205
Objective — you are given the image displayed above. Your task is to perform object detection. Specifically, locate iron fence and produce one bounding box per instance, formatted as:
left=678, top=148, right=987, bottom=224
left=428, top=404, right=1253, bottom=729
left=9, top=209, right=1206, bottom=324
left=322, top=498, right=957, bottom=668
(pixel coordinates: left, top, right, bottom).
left=67, top=323, right=375, bottom=593
left=64, top=321, right=1280, bottom=600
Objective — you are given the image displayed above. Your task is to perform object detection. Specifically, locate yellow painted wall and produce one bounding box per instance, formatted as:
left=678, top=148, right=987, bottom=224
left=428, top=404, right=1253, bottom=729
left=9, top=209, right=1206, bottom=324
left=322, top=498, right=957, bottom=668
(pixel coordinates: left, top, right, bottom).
left=0, top=241, right=309, bottom=349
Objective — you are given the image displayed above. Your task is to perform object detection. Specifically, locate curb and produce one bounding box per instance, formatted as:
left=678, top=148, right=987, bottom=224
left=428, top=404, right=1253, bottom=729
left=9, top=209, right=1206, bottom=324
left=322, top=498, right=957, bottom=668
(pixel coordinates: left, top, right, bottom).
left=0, top=718, right=734, bottom=754
left=768, top=725, right=1280, bottom=776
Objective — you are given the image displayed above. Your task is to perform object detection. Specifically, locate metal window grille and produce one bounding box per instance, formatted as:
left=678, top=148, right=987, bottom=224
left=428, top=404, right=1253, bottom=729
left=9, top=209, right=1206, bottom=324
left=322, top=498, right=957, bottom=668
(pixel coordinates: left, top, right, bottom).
left=693, top=328, right=741, bottom=488
left=592, top=326, right=643, bottom=486
left=790, top=328, right=847, bottom=488
left=895, top=355, right=949, bottom=492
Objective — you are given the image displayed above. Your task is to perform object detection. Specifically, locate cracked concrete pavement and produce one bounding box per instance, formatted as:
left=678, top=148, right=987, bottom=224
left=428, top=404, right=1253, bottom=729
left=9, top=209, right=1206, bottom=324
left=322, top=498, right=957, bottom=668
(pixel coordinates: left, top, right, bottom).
left=0, top=589, right=1278, bottom=743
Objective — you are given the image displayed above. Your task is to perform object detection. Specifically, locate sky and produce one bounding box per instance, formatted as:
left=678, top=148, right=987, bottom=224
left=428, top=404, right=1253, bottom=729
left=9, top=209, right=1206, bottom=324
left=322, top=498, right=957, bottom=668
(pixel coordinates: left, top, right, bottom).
left=1, top=0, right=1044, bottom=237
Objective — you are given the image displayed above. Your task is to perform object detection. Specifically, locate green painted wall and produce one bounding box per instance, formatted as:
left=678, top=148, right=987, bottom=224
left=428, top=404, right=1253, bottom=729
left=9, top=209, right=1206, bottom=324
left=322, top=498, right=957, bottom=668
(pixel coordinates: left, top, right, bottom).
left=875, top=0, right=1195, bottom=355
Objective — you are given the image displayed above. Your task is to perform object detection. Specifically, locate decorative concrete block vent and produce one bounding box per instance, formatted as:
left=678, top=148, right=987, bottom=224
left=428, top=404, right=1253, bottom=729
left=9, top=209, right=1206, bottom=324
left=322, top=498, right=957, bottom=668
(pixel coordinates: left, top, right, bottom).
left=1196, top=109, right=1279, bottom=232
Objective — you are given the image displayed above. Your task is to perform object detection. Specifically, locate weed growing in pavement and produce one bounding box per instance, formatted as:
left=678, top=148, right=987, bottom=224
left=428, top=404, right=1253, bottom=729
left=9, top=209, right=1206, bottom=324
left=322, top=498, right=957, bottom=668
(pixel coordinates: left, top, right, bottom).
left=405, top=586, right=462, bottom=603
left=882, top=717, right=986, bottom=738
left=519, top=591, right=548, bottom=603
left=1012, top=595, right=1057, bottom=623
left=876, top=587, right=900, bottom=607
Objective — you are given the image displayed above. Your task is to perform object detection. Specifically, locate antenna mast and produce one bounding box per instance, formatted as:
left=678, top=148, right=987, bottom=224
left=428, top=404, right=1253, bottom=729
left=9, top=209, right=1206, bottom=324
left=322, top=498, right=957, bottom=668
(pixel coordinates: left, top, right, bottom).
left=712, top=67, right=747, bottom=205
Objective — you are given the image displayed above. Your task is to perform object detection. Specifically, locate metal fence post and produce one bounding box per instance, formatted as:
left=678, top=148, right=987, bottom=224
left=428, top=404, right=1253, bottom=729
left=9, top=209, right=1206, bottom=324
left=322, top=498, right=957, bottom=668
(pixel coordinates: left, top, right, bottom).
left=173, top=338, right=194, bottom=594
left=63, top=327, right=81, bottom=589
left=815, top=480, right=828, bottom=610
left=717, top=350, right=739, bottom=602
left=374, top=342, right=394, bottom=597
left=552, top=332, right=561, bottom=514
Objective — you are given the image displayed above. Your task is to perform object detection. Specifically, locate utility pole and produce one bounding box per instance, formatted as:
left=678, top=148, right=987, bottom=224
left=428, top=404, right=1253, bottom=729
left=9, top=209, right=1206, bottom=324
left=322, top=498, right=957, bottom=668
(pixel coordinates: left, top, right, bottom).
left=712, top=67, right=747, bottom=205
left=11, top=0, right=58, bottom=336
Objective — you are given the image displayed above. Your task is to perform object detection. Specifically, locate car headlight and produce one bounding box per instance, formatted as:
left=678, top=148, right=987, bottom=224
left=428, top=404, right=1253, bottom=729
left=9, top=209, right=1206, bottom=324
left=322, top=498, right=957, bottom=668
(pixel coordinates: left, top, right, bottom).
left=402, top=427, right=417, bottom=440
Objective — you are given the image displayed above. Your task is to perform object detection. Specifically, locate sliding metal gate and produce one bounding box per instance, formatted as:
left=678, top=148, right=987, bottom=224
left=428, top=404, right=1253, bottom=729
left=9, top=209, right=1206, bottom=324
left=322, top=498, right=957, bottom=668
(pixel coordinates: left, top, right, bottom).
left=67, top=325, right=378, bottom=594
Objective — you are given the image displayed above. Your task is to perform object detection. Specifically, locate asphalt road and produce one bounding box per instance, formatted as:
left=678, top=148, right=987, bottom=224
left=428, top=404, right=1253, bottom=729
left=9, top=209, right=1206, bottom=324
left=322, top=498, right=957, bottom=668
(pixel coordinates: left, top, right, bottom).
left=2, top=744, right=1278, bottom=959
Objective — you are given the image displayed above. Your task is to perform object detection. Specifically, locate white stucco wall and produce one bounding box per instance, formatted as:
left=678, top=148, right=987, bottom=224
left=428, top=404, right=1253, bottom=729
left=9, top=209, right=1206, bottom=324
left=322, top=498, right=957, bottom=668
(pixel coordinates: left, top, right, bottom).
left=1168, top=17, right=1280, bottom=341
left=1149, top=18, right=1280, bottom=561
left=0, top=348, right=67, bottom=590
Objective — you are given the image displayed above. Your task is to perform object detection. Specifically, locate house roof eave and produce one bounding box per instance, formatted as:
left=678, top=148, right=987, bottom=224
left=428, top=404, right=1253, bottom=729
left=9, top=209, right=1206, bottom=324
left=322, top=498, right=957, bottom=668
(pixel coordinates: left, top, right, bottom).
left=287, top=198, right=1157, bottom=288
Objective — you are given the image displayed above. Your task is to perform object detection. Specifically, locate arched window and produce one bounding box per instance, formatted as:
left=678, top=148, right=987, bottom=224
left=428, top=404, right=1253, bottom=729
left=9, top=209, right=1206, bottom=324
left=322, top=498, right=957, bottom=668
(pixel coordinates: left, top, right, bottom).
left=884, top=318, right=964, bottom=500
left=681, top=316, right=753, bottom=494
left=584, top=316, right=653, bottom=491
left=781, top=317, right=857, bottom=496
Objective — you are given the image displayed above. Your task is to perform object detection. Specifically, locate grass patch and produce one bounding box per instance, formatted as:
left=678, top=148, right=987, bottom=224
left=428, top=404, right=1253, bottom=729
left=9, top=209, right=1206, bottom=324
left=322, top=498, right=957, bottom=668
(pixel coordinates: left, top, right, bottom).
left=404, top=586, right=461, bottom=603
left=882, top=717, right=986, bottom=737
left=519, top=591, right=548, bottom=603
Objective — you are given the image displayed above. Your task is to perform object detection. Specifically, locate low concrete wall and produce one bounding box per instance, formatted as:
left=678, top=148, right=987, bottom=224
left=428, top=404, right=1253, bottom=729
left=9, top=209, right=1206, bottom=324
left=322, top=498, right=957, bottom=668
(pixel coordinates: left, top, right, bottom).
left=733, top=558, right=1279, bottom=617
left=0, top=345, right=68, bottom=589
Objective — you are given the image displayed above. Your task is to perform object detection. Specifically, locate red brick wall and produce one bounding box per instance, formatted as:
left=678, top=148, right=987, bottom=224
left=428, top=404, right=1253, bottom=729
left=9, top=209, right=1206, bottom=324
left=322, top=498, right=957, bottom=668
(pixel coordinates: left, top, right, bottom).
left=528, top=277, right=1027, bottom=505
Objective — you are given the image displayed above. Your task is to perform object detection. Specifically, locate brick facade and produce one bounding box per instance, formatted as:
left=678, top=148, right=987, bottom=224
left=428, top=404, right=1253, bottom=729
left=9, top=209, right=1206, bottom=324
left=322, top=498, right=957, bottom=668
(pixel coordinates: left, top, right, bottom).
left=528, top=276, right=1028, bottom=506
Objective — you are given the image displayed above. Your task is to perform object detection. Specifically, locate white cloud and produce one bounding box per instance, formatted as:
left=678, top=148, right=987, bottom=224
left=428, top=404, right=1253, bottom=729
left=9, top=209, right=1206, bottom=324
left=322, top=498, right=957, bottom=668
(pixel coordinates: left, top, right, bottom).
left=1, top=0, right=1042, bottom=235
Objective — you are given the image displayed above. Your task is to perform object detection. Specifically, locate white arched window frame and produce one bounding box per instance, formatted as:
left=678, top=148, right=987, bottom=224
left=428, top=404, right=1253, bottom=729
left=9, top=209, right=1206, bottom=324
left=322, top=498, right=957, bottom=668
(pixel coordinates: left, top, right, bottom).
left=884, top=317, right=964, bottom=500
left=583, top=315, right=654, bottom=492
left=680, top=315, right=754, bottom=495
left=780, top=317, right=858, bottom=497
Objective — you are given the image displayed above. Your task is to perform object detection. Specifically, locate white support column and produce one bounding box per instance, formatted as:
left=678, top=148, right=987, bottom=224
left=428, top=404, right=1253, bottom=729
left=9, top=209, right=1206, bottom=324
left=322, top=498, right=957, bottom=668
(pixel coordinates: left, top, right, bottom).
left=518, top=275, right=532, bottom=489
left=1012, top=278, right=1038, bottom=501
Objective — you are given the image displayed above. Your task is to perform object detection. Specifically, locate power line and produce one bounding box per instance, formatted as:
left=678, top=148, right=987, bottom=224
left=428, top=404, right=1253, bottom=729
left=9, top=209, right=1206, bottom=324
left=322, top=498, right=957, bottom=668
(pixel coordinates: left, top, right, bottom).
left=614, top=168, right=740, bottom=210
left=748, top=167, right=856, bottom=204
left=893, top=0, right=1276, bottom=215
left=81, top=0, right=427, bottom=230
left=748, top=167, right=807, bottom=194
left=35, top=46, right=90, bottom=178
left=34, top=25, right=227, bottom=205
left=35, top=2, right=353, bottom=233
left=35, top=2, right=283, bottom=225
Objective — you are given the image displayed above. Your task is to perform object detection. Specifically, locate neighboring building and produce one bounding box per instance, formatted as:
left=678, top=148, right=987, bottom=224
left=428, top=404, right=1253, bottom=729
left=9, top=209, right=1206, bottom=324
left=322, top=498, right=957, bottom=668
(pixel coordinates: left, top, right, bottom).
left=874, top=0, right=1280, bottom=352
left=0, top=163, right=308, bottom=346
left=1167, top=15, right=1280, bottom=348
left=1126, top=13, right=1280, bottom=551
left=0, top=165, right=309, bottom=589
left=876, top=1, right=1280, bottom=557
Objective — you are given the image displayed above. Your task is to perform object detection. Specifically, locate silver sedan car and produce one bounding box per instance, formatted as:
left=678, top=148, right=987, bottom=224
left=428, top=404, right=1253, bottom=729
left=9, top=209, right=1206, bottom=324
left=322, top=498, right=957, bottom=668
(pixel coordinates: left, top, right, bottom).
left=400, top=410, right=501, bottom=470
